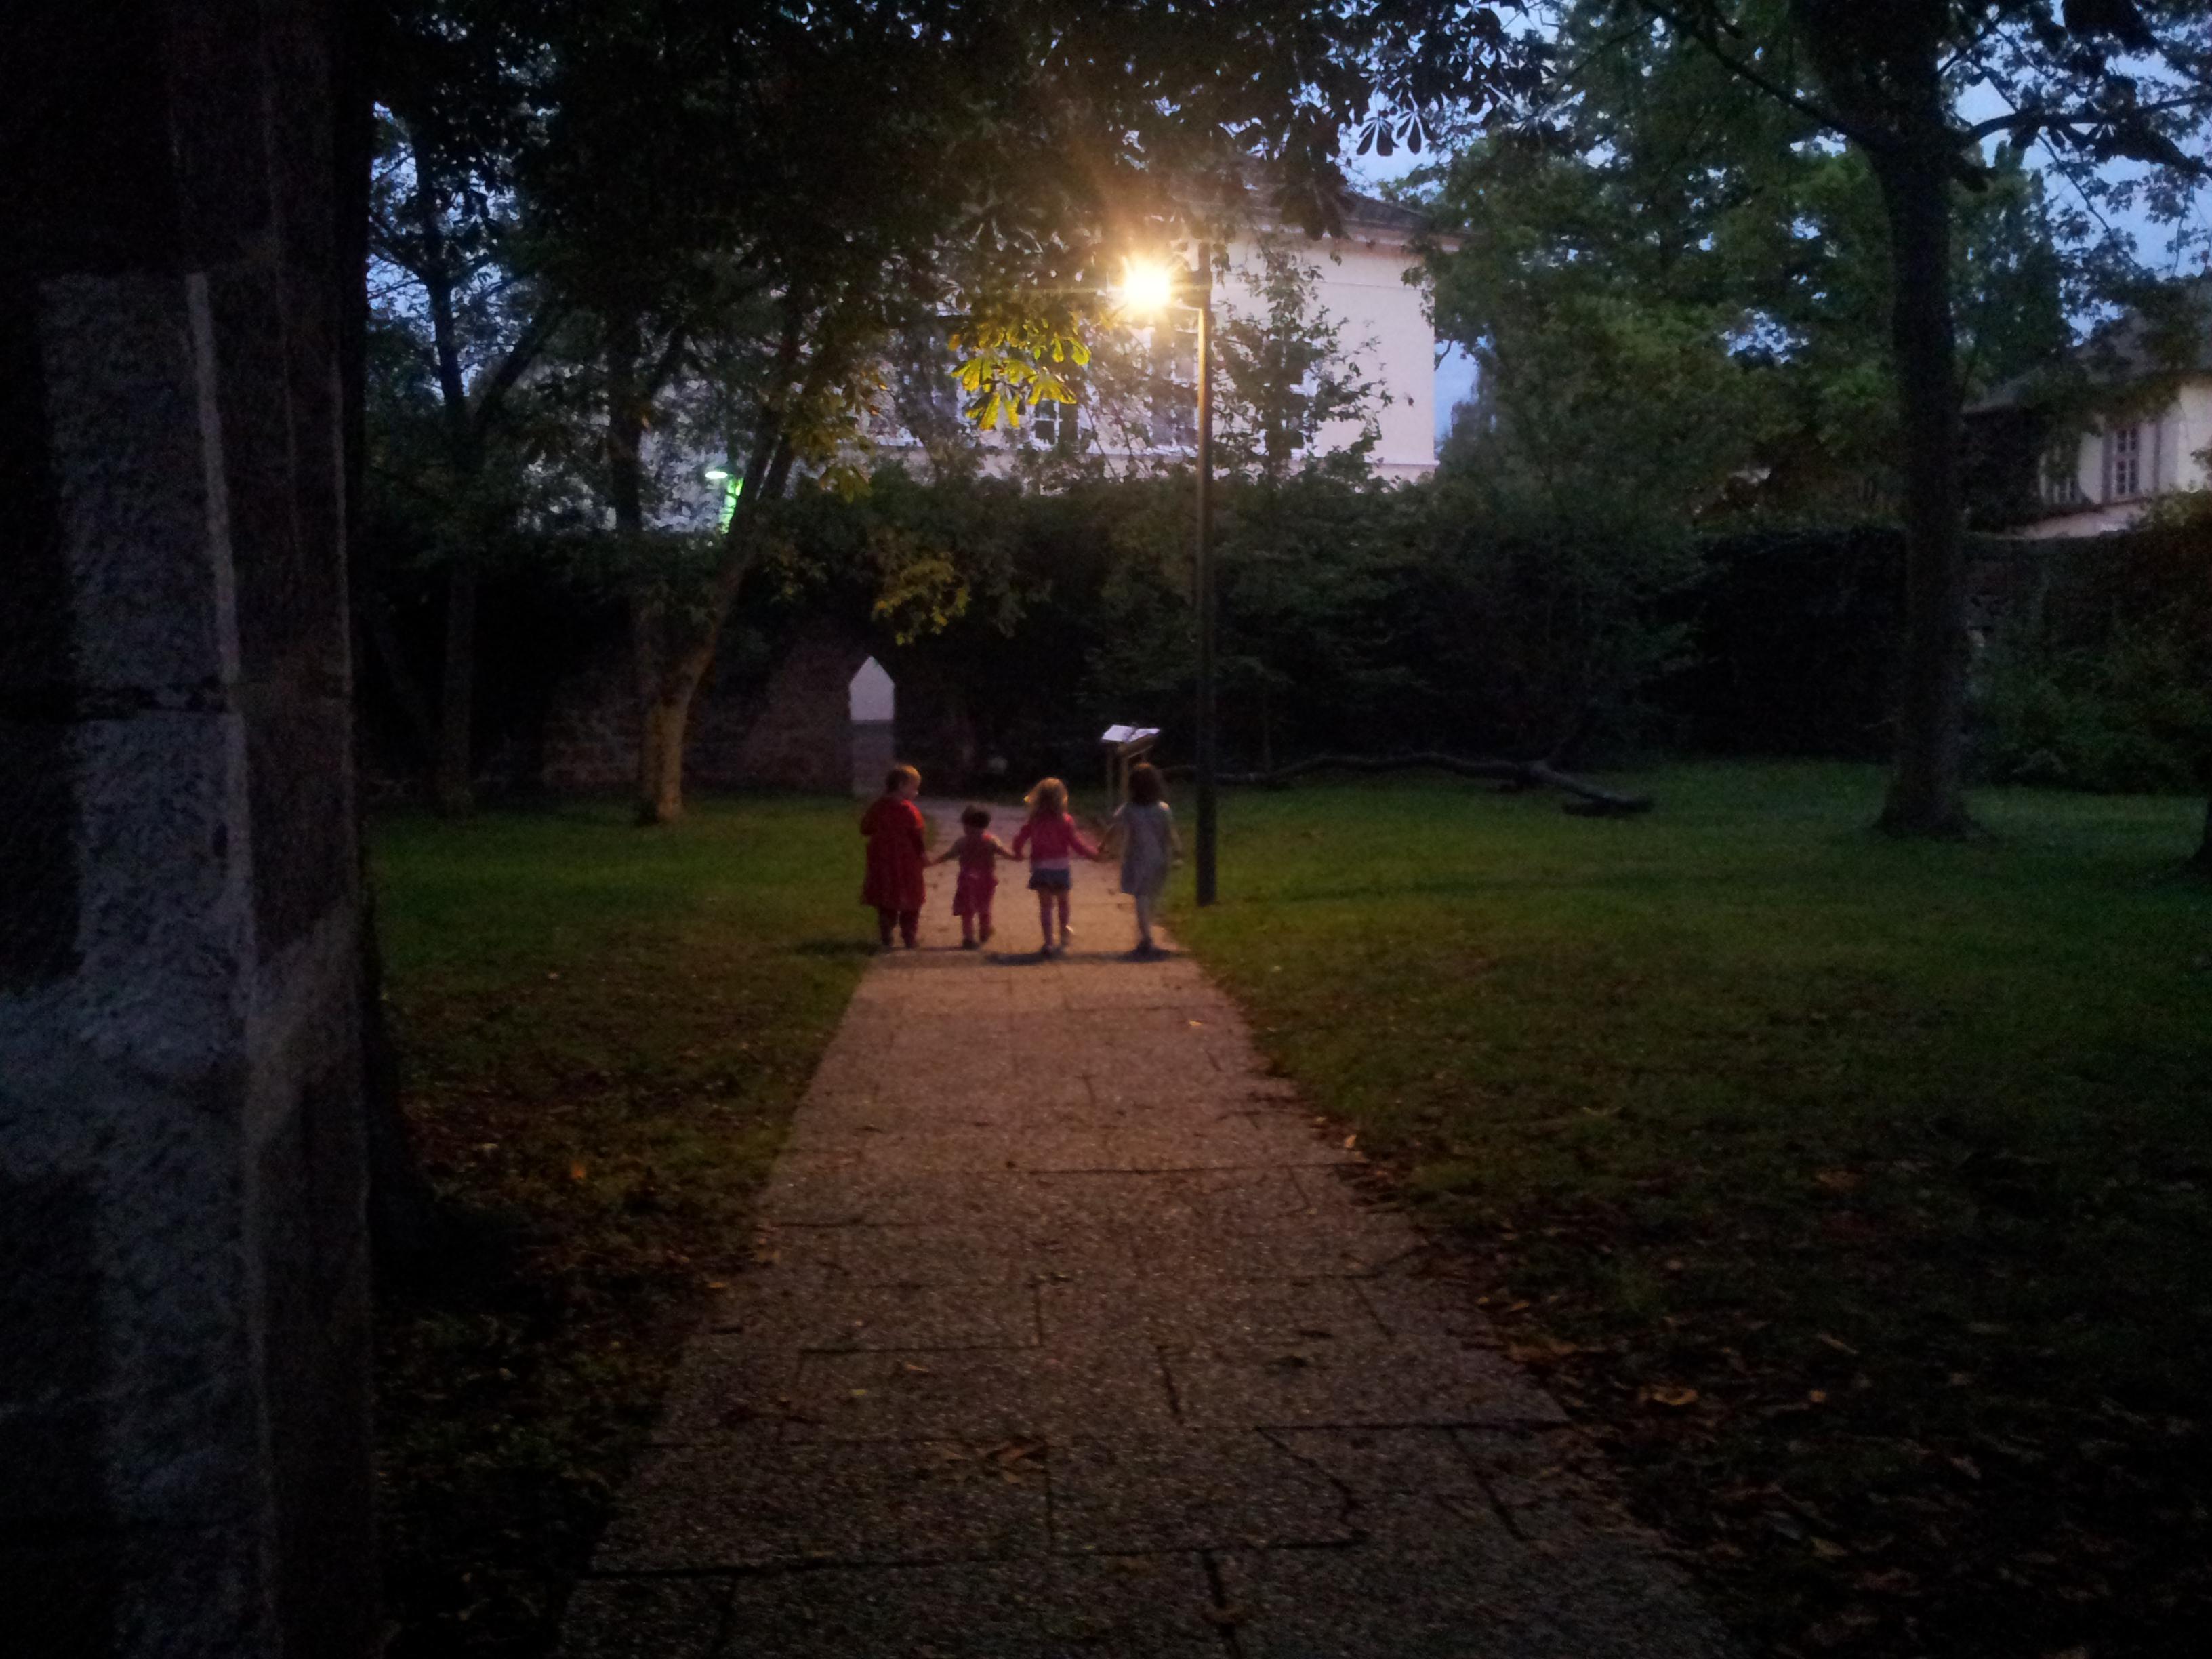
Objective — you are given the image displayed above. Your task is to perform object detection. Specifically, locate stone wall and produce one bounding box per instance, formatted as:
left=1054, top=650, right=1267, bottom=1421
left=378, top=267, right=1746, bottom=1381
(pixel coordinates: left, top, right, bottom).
left=1, top=5, right=376, bottom=1655
left=541, top=621, right=869, bottom=795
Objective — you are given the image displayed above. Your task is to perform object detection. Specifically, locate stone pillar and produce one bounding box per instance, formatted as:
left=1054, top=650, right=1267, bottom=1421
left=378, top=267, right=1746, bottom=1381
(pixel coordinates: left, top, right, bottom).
left=1, top=3, right=377, bottom=1655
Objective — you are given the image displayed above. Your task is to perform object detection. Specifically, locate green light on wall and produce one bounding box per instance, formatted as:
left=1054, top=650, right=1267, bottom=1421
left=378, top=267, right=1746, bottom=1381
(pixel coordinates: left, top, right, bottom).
left=705, top=466, right=742, bottom=531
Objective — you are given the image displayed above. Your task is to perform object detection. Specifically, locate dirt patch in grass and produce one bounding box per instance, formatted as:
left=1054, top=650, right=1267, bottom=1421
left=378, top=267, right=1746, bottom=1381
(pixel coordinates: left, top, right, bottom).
left=1175, top=764, right=2212, bottom=1659
left=369, top=796, right=870, bottom=1656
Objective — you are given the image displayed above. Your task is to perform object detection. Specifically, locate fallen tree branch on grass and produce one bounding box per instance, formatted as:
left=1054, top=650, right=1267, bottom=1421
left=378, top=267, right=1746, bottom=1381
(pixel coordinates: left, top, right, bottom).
left=1163, top=753, right=1654, bottom=816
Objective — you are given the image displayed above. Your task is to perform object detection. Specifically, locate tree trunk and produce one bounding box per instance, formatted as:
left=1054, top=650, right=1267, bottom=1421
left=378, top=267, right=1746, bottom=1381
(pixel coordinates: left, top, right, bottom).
left=605, top=320, right=679, bottom=823
left=1849, top=117, right=1972, bottom=836
left=432, top=560, right=476, bottom=814
left=637, top=684, right=699, bottom=825
left=343, top=62, right=445, bottom=1275
left=416, top=154, right=480, bottom=816
left=1788, top=5, right=1975, bottom=836
left=1870, top=139, right=1974, bottom=837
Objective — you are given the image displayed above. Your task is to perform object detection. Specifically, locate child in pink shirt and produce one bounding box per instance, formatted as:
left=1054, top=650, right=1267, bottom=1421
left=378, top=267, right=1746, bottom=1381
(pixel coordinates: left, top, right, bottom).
left=933, top=804, right=1018, bottom=949
left=1010, top=777, right=1099, bottom=955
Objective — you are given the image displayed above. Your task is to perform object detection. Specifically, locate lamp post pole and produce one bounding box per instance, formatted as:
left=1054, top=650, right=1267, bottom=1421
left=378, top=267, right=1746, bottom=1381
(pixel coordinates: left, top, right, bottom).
left=1194, top=250, right=1218, bottom=906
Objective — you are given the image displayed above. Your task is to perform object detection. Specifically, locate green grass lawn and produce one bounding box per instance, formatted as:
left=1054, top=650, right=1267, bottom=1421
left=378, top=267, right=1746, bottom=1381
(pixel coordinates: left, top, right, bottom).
left=369, top=794, right=873, bottom=1657
left=1170, top=762, right=2212, bottom=1659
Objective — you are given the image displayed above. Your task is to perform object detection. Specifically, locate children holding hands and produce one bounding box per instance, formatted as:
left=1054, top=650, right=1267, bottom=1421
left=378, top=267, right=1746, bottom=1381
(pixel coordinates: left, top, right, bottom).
left=1010, top=777, right=1098, bottom=954
left=857, top=764, right=928, bottom=949
left=934, top=804, right=1019, bottom=949
left=863, top=767, right=1174, bottom=957
left=1099, top=762, right=1181, bottom=956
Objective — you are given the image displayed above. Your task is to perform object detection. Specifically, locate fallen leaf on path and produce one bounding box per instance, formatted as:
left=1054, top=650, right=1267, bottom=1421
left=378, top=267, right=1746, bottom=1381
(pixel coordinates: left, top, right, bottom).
left=1814, top=1168, right=1862, bottom=1193
left=569, top=1162, right=588, bottom=1181
left=1343, top=1134, right=1358, bottom=1149
left=1811, top=1537, right=1850, bottom=1559
left=1507, top=1336, right=1580, bottom=1366
left=1642, top=1385, right=1700, bottom=1408
left=1856, top=1568, right=1920, bottom=1596
left=1816, top=1332, right=1860, bottom=1356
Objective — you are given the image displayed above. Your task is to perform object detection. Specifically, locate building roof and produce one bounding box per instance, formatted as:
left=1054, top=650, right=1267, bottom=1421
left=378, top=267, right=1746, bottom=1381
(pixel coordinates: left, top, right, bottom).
left=1337, top=190, right=1432, bottom=234
left=1969, top=275, right=2212, bottom=413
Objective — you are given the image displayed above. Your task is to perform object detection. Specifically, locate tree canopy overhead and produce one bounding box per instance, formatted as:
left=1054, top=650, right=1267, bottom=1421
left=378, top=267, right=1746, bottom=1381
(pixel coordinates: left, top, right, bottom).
left=1425, top=0, right=2211, bottom=836
left=1422, top=2, right=2078, bottom=524
left=362, top=0, right=1544, bottom=819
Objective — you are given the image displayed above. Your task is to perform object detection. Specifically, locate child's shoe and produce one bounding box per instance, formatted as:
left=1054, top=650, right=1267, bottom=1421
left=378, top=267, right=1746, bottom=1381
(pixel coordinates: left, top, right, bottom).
left=961, top=937, right=980, bottom=950
left=1058, top=924, right=1074, bottom=949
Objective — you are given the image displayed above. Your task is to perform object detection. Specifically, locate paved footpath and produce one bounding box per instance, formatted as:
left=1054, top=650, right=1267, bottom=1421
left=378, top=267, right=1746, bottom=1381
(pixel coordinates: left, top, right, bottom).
left=557, top=802, right=1731, bottom=1658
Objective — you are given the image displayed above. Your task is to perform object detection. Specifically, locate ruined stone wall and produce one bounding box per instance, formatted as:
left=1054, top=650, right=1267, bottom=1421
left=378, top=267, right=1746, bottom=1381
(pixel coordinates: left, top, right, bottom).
left=723, top=626, right=864, bottom=792
left=540, top=621, right=867, bottom=794
left=1, top=4, right=376, bottom=1654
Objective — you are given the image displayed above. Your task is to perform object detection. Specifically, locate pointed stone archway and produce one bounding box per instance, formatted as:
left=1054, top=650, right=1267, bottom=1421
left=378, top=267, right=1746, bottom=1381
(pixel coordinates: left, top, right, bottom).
left=849, top=657, right=896, bottom=796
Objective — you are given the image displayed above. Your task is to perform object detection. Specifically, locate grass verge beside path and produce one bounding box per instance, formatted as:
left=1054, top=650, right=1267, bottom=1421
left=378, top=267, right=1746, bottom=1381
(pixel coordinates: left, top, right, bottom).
left=1172, top=762, right=2212, bottom=1659
left=371, top=794, right=870, bottom=1657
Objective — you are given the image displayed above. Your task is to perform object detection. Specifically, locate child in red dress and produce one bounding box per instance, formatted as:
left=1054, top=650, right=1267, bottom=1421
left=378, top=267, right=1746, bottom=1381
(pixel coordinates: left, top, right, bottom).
left=1010, top=777, right=1100, bottom=955
left=933, top=804, right=1018, bottom=949
left=859, top=764, right=928, bottom=949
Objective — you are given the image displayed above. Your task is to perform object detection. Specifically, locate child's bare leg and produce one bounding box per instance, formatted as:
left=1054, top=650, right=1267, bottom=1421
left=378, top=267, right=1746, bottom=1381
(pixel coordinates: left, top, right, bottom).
left=1036, top=890, right=1056, bottom=949
left=977, top=896, right=993, bottom=943
left=876, top=907, right=896, bottom=947
left=1134, top=892, right=1156, bottom=949
left=1055, top=890, right=1073, bottom=945
left=899, top=909, right=920, bottom=948
left=960, top=909, right=977, bottom=945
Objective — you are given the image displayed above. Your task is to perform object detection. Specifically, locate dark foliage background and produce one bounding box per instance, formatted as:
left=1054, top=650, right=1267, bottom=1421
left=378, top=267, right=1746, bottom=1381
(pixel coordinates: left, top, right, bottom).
left=358, top=468, right=2207, bottom=801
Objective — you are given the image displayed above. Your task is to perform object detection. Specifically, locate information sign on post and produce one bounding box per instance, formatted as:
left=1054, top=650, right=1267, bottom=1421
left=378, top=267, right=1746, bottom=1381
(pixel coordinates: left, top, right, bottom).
left=1099, top=725, right=1160, bottom=804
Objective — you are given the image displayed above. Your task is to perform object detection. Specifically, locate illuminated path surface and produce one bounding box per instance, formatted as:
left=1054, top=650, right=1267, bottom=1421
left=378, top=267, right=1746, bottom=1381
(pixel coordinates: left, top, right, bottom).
left=556, top=802, right=1731, bottom=1658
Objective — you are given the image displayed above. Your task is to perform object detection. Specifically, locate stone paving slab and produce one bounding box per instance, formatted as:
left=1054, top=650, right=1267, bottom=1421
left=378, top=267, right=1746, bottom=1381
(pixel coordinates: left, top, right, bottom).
left=781, top=1343, right=1176, bottom=1441
left=706, top=1277, right=1040, bottom=1353
left=565, top=1553, right=1228, bottom=1659
left=1047, top=1430, right=1355, bottom=1553
left=594, top=1437, right=1048, bottom=1570
left=559, top=799, right=1734, bottom=1658
left=1039, top=1274, right=1390, bottom=1355
left=1164, top=1336, right=1569, bottom=1431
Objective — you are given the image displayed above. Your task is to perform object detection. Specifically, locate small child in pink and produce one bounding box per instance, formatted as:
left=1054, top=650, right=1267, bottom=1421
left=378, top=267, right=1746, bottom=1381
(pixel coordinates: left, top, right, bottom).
left=933, top=804, right=1018, bottom=949
left=1010, top=777, right=1100, bottom=955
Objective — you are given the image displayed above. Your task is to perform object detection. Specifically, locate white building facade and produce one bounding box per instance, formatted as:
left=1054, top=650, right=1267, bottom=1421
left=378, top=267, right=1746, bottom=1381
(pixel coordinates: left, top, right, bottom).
left=1980, top=281, right=2212, bottom=539
left=878, top=193, right=1448, bottom=485
left=2021, top=377, right=2212, bottom=538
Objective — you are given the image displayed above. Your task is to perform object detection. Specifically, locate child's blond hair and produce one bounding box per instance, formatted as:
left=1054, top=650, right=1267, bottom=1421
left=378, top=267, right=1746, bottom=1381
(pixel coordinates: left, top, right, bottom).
left=1024, top=776, right=1068, bottom=815
left=884, top=764, right=920, bottom=793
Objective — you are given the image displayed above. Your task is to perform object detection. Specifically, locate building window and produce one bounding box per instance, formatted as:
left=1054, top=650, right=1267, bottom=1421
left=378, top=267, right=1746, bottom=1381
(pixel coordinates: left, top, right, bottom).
left=1151, top=327, right=1197, bottom=448
left=1031, top=396, right=1076, bottom=450
left=2043, top=454, right=2084, bottom=506
left=2108, top=424, right=2143, bottom=499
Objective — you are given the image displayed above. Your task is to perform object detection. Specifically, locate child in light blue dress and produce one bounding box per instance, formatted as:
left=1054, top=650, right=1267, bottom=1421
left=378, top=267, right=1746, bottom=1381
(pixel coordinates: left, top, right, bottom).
left=1102, top=762, right=1181, bottom=956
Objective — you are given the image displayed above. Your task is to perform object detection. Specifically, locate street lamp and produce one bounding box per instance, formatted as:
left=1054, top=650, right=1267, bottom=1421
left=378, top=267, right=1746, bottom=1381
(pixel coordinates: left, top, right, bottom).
left=1118, top=253, right=1218, bottom=907
left=703, top=464, right=741, bottom=533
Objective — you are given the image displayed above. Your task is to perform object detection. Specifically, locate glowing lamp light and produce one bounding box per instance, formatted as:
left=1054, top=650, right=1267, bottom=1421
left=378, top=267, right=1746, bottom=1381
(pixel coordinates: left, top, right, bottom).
left=705, top=465, right=742, bottom=531
left=1118, top=258, right=1175, bottom=316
